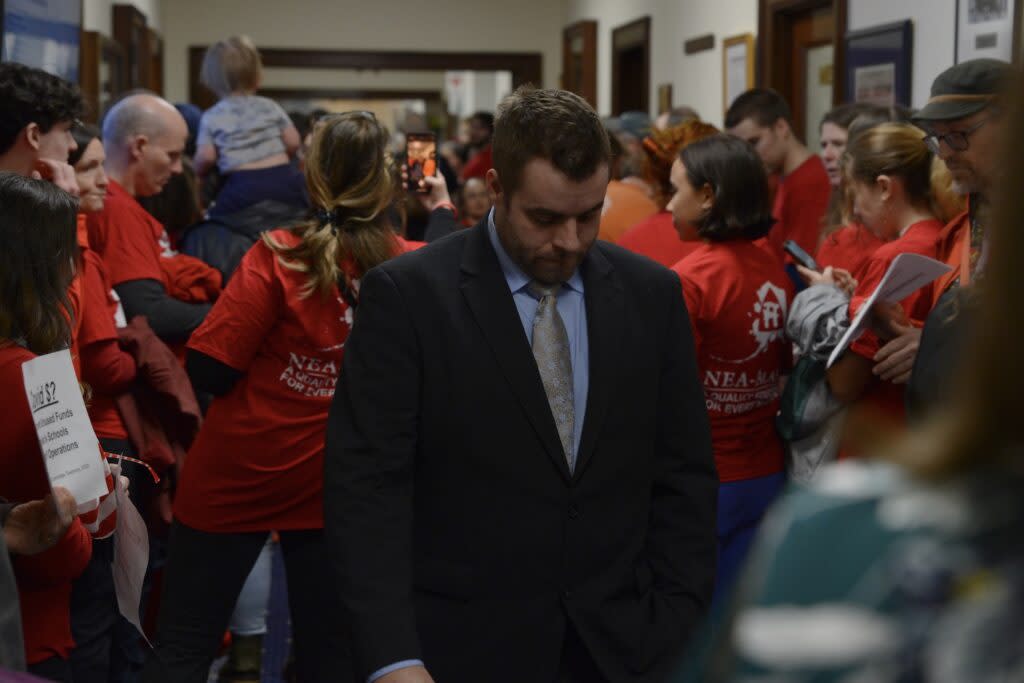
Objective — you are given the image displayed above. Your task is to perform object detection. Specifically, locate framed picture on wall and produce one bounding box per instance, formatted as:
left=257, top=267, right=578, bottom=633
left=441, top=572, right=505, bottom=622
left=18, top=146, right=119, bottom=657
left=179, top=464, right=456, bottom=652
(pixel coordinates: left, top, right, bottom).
left=657, top=83, right=673, bottom=114
left=843, top=20, right=913, bottom=108
left=722, top=33, right=755, bottom=113
left=955, top=0, right=1022, bottom=63
left=1, top=0, right=82, bottom=82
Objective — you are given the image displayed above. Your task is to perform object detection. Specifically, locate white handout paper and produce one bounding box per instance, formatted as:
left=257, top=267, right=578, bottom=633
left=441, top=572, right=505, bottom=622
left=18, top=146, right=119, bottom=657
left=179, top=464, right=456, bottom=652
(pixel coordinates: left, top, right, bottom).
left=827, top=253, right=952, bottom=368
left=112, top=474, right=152, bottom=645
left=21, top=349, right=108, bottom=503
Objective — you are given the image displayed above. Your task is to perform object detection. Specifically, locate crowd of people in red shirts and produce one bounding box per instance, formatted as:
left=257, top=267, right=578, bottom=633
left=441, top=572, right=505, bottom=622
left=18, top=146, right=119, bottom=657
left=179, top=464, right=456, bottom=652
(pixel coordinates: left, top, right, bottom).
left=0, top=29, right=1019, bottom=683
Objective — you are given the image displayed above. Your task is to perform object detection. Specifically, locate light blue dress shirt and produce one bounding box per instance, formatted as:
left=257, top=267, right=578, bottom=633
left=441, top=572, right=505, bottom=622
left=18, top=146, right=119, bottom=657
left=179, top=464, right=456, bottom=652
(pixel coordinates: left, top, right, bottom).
left=487, top=210, right=589, bottom=462
left=368, top=213, right=590, bottom=682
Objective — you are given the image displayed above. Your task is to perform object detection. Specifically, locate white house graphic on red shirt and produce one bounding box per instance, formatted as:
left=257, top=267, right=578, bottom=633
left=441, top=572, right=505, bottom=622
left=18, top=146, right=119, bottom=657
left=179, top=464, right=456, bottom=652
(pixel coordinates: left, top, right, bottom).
left=712, top=281, right=788, bottom=364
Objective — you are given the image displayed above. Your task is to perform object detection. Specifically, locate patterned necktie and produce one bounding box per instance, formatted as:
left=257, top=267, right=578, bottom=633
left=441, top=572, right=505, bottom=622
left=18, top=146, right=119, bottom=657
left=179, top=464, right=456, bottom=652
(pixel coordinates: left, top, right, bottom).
left=528, top=281, right=575, bottom=471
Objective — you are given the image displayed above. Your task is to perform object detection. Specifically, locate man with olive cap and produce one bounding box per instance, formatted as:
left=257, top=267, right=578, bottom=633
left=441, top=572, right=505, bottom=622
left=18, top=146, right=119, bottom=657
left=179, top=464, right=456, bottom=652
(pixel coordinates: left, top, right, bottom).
left=868, top=58, right=1014, bottom=418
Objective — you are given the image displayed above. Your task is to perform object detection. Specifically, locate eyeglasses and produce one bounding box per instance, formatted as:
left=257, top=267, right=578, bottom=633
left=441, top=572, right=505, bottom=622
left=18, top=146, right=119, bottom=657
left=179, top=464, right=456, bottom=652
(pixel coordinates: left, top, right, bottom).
left=922, top=116, right=990, bottom=154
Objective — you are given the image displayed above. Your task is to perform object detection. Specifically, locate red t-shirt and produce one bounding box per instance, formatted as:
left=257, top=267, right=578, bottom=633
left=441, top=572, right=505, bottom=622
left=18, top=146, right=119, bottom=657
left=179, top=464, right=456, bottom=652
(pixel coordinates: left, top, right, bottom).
left=769, top=155, right=831, bottom=258
left=0, top=344, right=93, bottom=664
left=672, top=240, right=793, bottom=482
left=78, top=248, right=132, bottom=440
left=932, top=207, right=971, bottom=304
left=816, top=223, right=884, bottom=278
left=845, top=219, right=943, bottom=432
left=461, top=144, right=493, bottom=181
left=174, top=230, right=422, bottom=532
left=615, top=211, right=702, bottom=268
left=86, top=178, right=175, bottom=288
left=67, top=215, right=89, bottom=376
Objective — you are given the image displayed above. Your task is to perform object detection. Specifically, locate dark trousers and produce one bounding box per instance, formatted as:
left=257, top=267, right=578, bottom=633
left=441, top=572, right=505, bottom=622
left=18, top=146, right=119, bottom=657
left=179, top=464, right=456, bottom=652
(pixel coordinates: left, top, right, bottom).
left=555, top=622, right=608, bottom=683
left=207, top=163, right=308, bottom=218
left=141, top=521, right=352, bottom=683
left=28, top=656, right=72, bottom=682
left=68, top=537, right=121, bottom=683
left=98, top=438, right=162, bottom=683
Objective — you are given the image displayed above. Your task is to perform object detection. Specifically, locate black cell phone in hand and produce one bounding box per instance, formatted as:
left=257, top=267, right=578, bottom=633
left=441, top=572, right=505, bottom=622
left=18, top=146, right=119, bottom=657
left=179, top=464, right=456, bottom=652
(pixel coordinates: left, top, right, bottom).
left=783, top=239, right=820, bottom=271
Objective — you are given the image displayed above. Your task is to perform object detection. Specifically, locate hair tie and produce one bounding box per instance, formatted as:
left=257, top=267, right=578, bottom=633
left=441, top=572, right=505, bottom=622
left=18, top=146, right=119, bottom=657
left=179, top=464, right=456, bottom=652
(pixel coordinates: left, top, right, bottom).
left=315, top=207, right=341, bottom=235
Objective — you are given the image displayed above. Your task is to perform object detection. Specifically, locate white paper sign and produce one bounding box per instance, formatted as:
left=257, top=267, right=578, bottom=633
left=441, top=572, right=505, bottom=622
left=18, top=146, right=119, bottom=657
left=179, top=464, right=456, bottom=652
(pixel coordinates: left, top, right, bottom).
left=21, top=349, right=107, bottom=503
left=827, top=253, right=952, bottom=368
left=112, top=478, right=151, bottom=646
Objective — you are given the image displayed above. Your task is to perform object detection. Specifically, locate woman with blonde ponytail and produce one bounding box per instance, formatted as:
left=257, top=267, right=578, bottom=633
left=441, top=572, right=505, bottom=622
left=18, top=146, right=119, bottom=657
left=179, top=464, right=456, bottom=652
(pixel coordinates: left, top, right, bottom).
left=801, top=122, right=959, bottom=457
left=144, top=112, right=421, bottom=683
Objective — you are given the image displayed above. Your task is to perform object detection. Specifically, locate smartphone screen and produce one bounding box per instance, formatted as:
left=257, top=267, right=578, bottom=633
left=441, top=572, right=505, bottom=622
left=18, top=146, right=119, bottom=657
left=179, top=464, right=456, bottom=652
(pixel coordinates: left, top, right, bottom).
left=783, top=239, right=820, bottom=272
left=406, top=133, right=437, bottom=193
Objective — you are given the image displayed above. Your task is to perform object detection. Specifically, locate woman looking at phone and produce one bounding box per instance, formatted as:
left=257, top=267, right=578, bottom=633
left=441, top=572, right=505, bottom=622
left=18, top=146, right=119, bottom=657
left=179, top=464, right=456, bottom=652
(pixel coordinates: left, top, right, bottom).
left=144, top=112, right=422, bottom=682
left=802, top=123, right=958, bottom=455
left=666, top=134, right=793, bottom=603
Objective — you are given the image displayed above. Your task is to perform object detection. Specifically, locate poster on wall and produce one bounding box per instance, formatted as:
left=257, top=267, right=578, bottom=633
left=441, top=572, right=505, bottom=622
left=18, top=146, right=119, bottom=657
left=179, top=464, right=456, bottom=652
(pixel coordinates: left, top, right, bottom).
left=956, top=0, right=1021, bottom=63
left=0, top=0, right=82, bottom=83
left=844, top=21, right=913, bottom=108
left=854, top=64, right=896, bottom=106
left=722, top=34, right=755, bottom=113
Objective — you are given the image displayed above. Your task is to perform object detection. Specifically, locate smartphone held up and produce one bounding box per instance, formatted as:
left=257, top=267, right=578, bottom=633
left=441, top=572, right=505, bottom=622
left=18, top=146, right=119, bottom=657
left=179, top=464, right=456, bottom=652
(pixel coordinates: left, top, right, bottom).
left=783, top=239, right=820, bottom=272
left=406, top=133, right=437, bottom=194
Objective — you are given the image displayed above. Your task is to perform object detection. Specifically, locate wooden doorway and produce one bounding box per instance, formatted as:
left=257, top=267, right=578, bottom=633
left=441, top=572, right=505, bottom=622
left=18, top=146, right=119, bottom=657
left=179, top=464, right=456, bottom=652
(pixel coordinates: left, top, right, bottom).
left=611, top=17, right=651, bottom=115
left=563, top=20, right=598, bottom=108
left=758, top=0, right=847, bottom=147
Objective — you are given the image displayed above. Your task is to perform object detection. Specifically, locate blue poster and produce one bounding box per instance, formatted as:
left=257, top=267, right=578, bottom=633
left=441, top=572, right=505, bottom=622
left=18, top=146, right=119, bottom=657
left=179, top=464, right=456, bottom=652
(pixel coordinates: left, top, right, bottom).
left=2, top=0, right=82, bottom=83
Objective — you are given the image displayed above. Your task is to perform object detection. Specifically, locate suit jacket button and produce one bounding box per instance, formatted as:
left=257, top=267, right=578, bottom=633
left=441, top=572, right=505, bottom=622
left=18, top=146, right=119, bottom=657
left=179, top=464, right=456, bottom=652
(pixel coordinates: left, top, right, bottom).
left=568, top=504, right=579, bottom=520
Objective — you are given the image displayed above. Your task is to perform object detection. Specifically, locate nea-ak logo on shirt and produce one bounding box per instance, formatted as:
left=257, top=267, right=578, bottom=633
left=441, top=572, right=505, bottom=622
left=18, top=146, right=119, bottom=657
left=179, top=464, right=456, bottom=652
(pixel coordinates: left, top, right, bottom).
left=711, top=281, right=788, bottom=364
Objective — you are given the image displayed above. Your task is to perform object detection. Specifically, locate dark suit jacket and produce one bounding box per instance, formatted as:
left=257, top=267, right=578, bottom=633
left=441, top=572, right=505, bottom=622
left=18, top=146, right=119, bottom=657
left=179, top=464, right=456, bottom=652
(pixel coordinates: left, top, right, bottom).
left=324, top=220, right=717, bottom=682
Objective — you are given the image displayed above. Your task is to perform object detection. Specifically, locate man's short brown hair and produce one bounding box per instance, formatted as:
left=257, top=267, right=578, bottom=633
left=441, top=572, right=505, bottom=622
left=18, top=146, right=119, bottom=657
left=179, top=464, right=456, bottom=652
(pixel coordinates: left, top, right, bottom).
left=492, top=86, right=611, bottom=197
left=724, top=88, right=793, bottom=130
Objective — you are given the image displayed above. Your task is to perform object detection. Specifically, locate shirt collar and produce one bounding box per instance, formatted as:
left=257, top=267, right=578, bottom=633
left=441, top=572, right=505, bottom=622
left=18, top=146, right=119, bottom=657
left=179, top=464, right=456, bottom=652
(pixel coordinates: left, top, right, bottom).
left=486, top=208, right=584, bottom=295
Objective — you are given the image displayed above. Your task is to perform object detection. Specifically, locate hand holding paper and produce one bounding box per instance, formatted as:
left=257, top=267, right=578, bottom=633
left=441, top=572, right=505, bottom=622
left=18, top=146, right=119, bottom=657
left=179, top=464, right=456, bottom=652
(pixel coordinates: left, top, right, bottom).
left=3, top=486, right=77, bottom=555
left=827, top=253, right=951, bottom=368
left=21, top=349, right=108, bottom=503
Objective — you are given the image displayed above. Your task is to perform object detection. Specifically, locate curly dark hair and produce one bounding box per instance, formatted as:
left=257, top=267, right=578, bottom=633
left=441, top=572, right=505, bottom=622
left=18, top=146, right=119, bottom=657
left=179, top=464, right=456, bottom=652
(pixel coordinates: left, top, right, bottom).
left=0, top=62, right=84, bottom=156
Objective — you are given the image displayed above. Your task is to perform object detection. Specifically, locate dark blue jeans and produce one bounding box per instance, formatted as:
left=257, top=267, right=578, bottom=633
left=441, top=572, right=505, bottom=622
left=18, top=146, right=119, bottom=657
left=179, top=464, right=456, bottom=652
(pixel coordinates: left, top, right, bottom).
left=208, top=164, right=307, bottom=218
left=714, top=471, right=787, bottom=606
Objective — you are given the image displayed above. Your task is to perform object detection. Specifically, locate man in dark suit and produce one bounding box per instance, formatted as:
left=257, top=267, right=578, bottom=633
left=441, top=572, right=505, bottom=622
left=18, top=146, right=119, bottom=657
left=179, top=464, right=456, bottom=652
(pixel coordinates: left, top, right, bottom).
left=324, top=87, right=717, bottom=683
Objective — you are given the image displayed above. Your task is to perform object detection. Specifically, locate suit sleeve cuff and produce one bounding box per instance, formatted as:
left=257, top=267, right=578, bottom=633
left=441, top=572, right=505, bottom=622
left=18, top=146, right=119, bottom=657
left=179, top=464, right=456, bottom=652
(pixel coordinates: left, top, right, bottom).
left=368, top=660, right=424, bottom=682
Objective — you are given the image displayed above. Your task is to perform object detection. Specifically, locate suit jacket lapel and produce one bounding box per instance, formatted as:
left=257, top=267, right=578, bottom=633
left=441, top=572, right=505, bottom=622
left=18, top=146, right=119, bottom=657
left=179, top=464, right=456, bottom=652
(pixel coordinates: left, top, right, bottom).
left=459, top=222, right=573, bottom=482
left=575, top=244, right=625, bottom=479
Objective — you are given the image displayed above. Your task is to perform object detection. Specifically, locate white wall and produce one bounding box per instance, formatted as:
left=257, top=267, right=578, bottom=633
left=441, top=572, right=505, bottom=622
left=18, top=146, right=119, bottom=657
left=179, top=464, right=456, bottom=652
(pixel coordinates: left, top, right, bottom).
left=160, top=0, right=562, bottom=104
left=563, top=0, right=758, bottom=125
left=847, top=0, right=956, bottom=109
left=259, top=68, right=447, bottom=92
left=563, top=0, right=1013, bottom=124
left=82, top=0, right=161, bottom=34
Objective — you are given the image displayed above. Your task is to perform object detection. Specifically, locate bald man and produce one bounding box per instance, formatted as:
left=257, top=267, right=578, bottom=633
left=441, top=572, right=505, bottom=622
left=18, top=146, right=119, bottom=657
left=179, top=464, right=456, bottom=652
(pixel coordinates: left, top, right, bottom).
left=86, top=94, right=212, bottom=344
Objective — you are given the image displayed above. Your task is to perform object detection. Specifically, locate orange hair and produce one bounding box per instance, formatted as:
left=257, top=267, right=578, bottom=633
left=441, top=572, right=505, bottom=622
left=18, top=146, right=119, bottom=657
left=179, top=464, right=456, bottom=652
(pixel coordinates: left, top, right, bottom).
left=641, top=119, right=720, bottom=208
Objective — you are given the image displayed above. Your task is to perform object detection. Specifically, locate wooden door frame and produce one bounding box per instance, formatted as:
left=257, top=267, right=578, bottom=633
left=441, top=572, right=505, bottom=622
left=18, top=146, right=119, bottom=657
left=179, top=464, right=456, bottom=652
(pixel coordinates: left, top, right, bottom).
left=113, top=3, right=151, bottom=90
left=611, top=16, right=651, bottom=115
left=562, top=20, right=598, bottom=108
left=188, top=47, right=543, bottom=110
left=757, top=0, right=847, bottom=107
